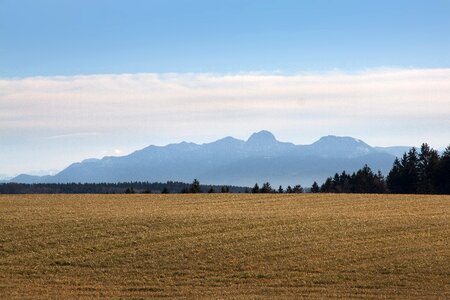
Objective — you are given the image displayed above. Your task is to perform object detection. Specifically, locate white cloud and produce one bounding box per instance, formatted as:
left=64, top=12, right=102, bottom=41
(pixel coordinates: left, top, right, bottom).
left=1, top=69, right=449, bottom=149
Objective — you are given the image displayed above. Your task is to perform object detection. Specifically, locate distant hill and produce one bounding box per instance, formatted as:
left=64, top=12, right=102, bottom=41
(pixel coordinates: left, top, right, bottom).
left=11, top=130, right=408, bottom=186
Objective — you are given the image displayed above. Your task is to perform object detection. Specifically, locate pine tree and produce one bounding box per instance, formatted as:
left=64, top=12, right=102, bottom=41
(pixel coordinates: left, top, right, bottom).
left=340, top=171, right=352, bottom=193
left=436, top=145, right=450, bottom=194
left=261, top=182, right=273, bottom=193
left=404, top=148, right=419, bottom=193
left=188, top=179, right=201, bottom=193
left=286, top=185, right=293, bottom=193
left=292, top=184, right=303, bottom=193
left=278, top=185, right=284, bottom=193
left=252, top=183, right=260, bottom=193
left=311, top=181, right=319, bottom=193
left=353, top=165, right=373, bottom=193
left=387, top=148, right=419, bottom=194
left=330, top=173, right=339, bottom=192
left=320, top=178, right=333, bottom=192
left=373, top=170, right=386, bottom=193
left=387, top=157, right=403, bottom=193
left=417, top=143, right=439, bottom=194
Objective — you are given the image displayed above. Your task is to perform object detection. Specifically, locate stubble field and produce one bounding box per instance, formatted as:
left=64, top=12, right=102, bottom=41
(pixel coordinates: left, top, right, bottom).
left=0, top=194, right=449, bottom=299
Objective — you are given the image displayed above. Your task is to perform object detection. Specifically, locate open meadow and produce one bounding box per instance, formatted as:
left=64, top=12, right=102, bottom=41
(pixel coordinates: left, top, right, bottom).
left=0, top=194, right=449, bottom=299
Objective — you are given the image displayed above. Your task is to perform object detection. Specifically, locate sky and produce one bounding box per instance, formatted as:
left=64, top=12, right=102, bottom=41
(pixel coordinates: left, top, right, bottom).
left=1, top=0, right=450, bottom=177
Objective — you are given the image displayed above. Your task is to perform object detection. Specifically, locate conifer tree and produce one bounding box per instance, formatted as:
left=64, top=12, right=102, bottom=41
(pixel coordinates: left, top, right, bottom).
left=436, top=145, right=450, bottom=194
left=189, top=179, right=201, bottom=193
left=278, top=185, right=284, bottom=193
left=311, top=181, right=319, bottom=193
left=292, top=184, right=303, bottom=193
left=261, top=182, right=273, bottom=193
left=417, top=143, right=439, bottom=194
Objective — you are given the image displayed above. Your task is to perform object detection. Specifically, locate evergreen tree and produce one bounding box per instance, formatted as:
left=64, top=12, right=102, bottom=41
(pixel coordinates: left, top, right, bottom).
left=261, top=182, right=273, bottom=193
left=286, top=185, right=293, bottom=193
left=373, top=170, right=386, bottom=193
left=387, top=157, right=404, bottom=193
left=404, top=148, right=419, bottom=193
left=436, top=145, right=450, bottom=194
left=207, top=187, right=215, bottom=193
left=161, top=187, right=170, bottom=194
left=221, top=186, right=230, bottom=193
left=353, top=165, right=373, bottom=193
left=252, top=183, right=260, bottom=193
left=189, top=179, right=201, bottom=193
left=417, top=143, right=439, bottom=194
left=320, top=178, right=333, bottom=192
left=332, top=173, right=340, bottom=192
left=311, top=181, right=319, bottom=193
left=339, top=171, right=352, bottom=193
left=278, top=185, right=284, bottom=193
left=292, top=184, right=303, bottom=193
left=387, top=148, right=419, bottom=194
left=349, top=165, right=385, bottom=193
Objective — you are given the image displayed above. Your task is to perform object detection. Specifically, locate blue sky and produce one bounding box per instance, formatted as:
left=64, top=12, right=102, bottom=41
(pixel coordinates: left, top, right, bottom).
left=1, top=0, right=450, bottom=77
left=0, top=1, right=449, bottom=177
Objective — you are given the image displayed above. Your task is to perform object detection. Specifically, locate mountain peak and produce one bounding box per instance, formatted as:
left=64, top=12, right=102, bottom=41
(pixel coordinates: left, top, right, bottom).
left=247, top=130, right=277, bottom=145
left=214, top=136, right=242, bottom=143
left=315, top=135, right=369, bottom=147
left=309, top=135, right=374, bottom=158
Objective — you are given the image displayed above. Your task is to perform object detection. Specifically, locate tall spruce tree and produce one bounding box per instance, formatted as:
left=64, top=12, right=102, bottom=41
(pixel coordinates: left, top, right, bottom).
left=261, top=182, right=273, bottom=193
left=388, top=148, right=419, bottom=193
left=417, top=143, right=440, bottom=194
left=436, top=145, right=450, bottom=194
left=278, top=185, right=284, bottom=193
left=252, top=183, right=260, bottom=193
left=320, top=178, right=333, bottom=192
left=189, top=179, right=201, bottom=193
left=404, top=147, right=419, bottom=193
left=387, top=157, right=404, bottom=193
left=311, top=181, right=320, bottom=193
left=353, top=165, right=374, bottom=193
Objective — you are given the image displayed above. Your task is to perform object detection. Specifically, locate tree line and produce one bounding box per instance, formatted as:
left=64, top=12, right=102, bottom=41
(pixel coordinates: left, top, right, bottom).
left=234, top=143, right=449, bottom=195
left=0, top=181, right=248, bottom=194
left=317, top=143, right=449, bottom=194
left=386, top=144, right=449, bottom=194
left=1, top=144, right=448, bottom=195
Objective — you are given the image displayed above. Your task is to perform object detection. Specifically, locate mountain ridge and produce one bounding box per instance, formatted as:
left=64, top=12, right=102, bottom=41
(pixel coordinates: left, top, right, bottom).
left=10, top=131, right=410, bottom=186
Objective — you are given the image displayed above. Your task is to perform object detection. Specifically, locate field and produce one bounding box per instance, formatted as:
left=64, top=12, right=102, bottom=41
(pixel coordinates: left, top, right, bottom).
left=0, top=194, right=449, bottom=299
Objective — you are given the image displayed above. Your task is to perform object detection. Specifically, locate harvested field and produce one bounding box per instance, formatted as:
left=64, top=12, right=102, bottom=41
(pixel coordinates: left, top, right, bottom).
left=0, top=194, right=449, bottom=298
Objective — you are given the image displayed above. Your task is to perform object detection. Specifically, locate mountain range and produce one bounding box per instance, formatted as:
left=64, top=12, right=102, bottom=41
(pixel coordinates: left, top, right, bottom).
left=10, top=131, right=410, bottom=187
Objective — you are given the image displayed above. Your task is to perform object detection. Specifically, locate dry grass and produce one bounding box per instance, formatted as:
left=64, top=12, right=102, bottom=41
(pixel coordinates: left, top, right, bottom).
left=0, top=194, right=449, bottom=299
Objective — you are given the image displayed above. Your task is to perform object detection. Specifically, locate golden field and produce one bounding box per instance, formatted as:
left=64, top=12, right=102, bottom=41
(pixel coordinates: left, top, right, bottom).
left=0, top=194, right=449, bottom=299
